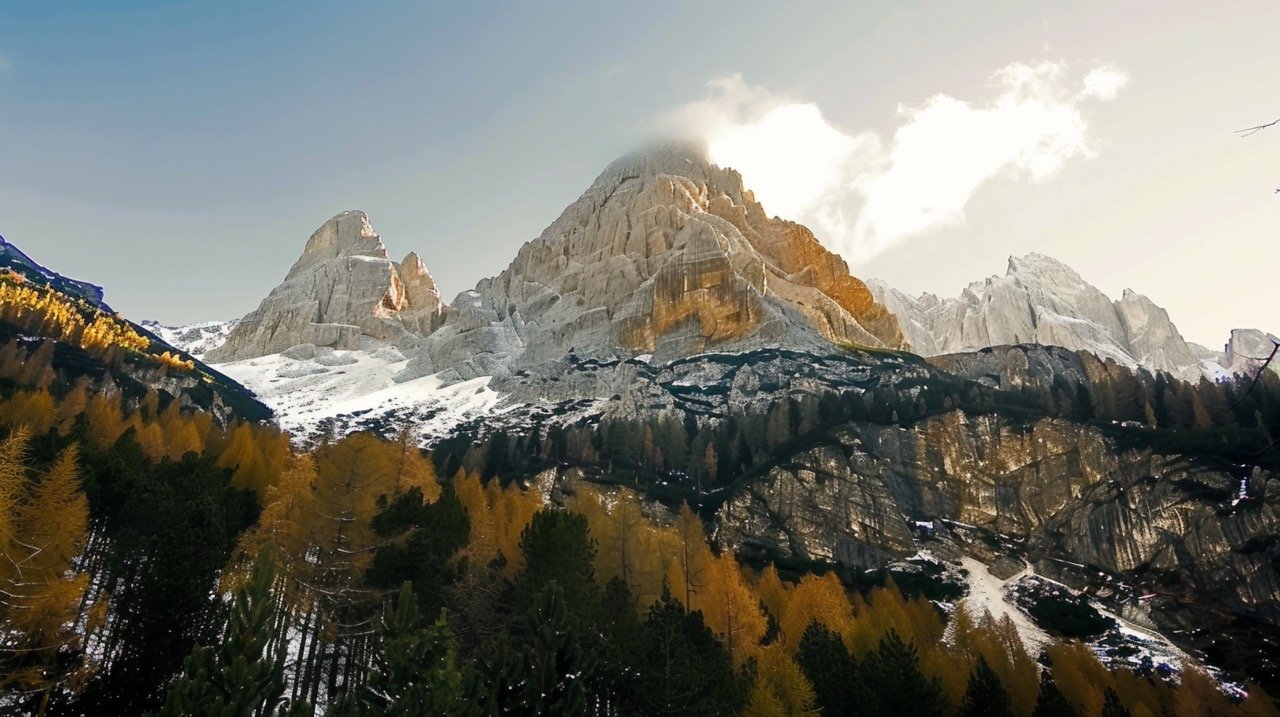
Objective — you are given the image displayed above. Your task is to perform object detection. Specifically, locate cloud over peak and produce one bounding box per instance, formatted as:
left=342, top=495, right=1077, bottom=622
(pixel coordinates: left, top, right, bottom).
left=669, top=61, right=1127, bottom=262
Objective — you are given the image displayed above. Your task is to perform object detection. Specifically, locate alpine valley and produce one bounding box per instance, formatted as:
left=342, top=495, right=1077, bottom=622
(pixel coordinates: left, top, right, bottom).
left=4, top=142, right=1280, bottom=716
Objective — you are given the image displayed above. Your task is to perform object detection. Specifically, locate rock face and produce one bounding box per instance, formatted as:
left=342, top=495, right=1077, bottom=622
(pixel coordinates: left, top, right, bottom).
left=208, top=211, right=445, bottom=362
left=433, top=339, right=1280, bottom=687
left=1218, top=328, right=1280, bottom=377
left=715, top=410, right=1280, bottom=625
left=405, top=142, right=904, bottom=383
left=869, top=254, right=1206, bottom=381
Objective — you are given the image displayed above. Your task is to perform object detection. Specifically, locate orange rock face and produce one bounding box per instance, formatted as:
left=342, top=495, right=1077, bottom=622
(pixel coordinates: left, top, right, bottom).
left=619, top=254, right=761, bottom=353
left=454, top=143, right=907, bottom=367
left=702, top=192, right=906, bottom=350
left=606, top=157, right=906, bottom=354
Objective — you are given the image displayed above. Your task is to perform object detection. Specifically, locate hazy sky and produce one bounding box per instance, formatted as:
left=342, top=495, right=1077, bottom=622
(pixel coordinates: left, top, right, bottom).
left=1, top=1, right=1276, bottom=347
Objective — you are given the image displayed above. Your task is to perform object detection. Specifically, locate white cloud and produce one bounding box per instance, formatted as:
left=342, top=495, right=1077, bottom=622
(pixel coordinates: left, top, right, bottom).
left=1080, top=65, right=1128, bottom=101
left=672, top=61, right=1127, bottom=262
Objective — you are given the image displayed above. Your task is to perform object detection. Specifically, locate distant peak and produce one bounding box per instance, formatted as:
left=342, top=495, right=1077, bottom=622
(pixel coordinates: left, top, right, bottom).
left=400, top=250, right=427, bottom=272
left=295, top=210, right=388, bottom=270
left=593, top=139, right=716, bottom=185
left=1006, top=252, right=1072, bottom=274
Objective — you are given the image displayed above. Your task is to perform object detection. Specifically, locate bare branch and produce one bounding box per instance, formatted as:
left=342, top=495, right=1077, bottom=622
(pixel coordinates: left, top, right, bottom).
left=1229, top=338, right=1280, bottom=413
left=1235, top=117, right=1280, bottom=137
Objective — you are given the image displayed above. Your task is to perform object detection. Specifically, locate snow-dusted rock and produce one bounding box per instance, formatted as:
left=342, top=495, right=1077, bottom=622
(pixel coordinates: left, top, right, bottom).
left=1217, top=328, right=1280, bottom=377
left=207, top=211, right=446, bottom=362
left=869, top=254, right=1206, bottom=381
left=141, top=319, right=237, bottom=361
left=403, top=141, right=904, bottom=383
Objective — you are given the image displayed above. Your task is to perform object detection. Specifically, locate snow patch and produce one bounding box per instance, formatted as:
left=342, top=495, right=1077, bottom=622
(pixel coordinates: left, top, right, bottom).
left=958, top=557, right=1053, bottom=654
left=214, top=344, right=506, bottom=443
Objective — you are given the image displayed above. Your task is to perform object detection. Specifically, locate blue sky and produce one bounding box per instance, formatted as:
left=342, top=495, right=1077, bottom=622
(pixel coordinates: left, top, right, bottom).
left=2, top=1, right=1277, bottom=345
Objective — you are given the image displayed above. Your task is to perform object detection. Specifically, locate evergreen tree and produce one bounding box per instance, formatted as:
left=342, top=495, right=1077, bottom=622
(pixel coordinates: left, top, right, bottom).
left=633, top=586, right=741, bottom=716
left=514, top=509, right=600, bottom=615
left=75, top=447, right=259, bottom=715
left=366, top=485, right=469, bottom=621
left=333, top=583, right=481, bottom=717
left=156, top=552, right=308, bottom=717
left=1101, top=687, right=1131, bottom=717
left=865, top=631, right=947, bottom=717
left=484, top=583, right=599, bottom=715
left=959, top=656, right=1013, bottom=717
left=1032, top=671, right=1076, bottom=717
left=598, top=576, right=641, bottom=711
left=795, top=621, right=864, bottom=717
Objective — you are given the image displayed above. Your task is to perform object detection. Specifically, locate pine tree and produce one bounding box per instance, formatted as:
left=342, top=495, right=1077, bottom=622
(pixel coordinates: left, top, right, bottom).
left=598, top=576, right=642, bottom=710
left=156, top=552, right=309, bottom=717
left=866, top=631, right=947, bottom=717
left=514, top=509, right=599, bottom=615
left=1102, top=687, right=1131, bottom=717
left=796, top=621, right=864, bottom=717
left=1032, top=671, right=1076, bottom=717
left=366, top=485, right=469, bottom=621
left=339, top=583, right=481, bottom=717
left=633, top=586, right=741, bottom=716
left=959, top=656, right=1013, bottom=717
left=484, top=583, right=599, bottom=715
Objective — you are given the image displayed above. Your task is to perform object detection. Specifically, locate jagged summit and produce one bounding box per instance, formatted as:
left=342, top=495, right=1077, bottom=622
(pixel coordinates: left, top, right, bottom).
left=207, top=211, right=446, bottom=362
left=869, top=253, right=1207, bottom=381
left=402, top=142, right=905, bottom=382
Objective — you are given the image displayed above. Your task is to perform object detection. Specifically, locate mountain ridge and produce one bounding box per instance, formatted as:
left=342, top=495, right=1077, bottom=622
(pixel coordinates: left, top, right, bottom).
left=869, top=253, right=1215, bottom=381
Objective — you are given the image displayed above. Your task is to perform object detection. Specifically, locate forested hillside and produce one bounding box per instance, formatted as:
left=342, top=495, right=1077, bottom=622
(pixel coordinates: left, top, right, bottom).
left=0, top=334, right=1277, bottom=715
left=2, top=239, right=1279, bottom=715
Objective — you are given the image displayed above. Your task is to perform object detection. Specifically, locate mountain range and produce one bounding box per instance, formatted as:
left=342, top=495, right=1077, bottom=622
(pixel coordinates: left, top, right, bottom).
left=4, top=141, right=1279, bottom=699
left=172, top=142, right=1269, bottom=433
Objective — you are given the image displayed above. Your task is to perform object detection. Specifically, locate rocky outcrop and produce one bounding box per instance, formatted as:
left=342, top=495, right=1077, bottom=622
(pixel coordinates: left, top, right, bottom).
left=208, top=211, right=446, bottom=362
left=1217, top=328, right=1279, bottom=377
left=714, top=410, right=1280, bottom=623
left=869, top=254, right=1206, bottom=381
left=404, top=142, right=904, bottom=384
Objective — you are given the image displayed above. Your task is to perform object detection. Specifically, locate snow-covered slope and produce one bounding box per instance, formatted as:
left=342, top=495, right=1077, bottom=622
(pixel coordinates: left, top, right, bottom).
left=141, top=319, right=236, bottom=360
left=213, top=340, right=505, bottom=442
left=869, top=254, right=1208, bottom=381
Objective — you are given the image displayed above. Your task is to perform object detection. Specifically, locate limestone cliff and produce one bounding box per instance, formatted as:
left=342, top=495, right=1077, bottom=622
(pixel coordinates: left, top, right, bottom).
left=406, top=142, right=904, bottom=382
left=1217, top=328, right=1280, bottom=377
left=869, top=254, right=1206, bottom=381
left=208, top=211, right=445, bottom=362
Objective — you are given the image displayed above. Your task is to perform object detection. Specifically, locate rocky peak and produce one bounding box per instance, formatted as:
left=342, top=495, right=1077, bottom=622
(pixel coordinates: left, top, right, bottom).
left=207, top=211, right=446, bottom=363
left=394, top=251, right=446, bottom=336
left=292, top=210, right=386, bottom=270
left=1006, top=251, right=1075, bottom=277
left=870, top=254, right=1207, bottom=381
left=1219, top=328, right=1280, bottom=376
left=405, top=142, right=905, bottom=382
